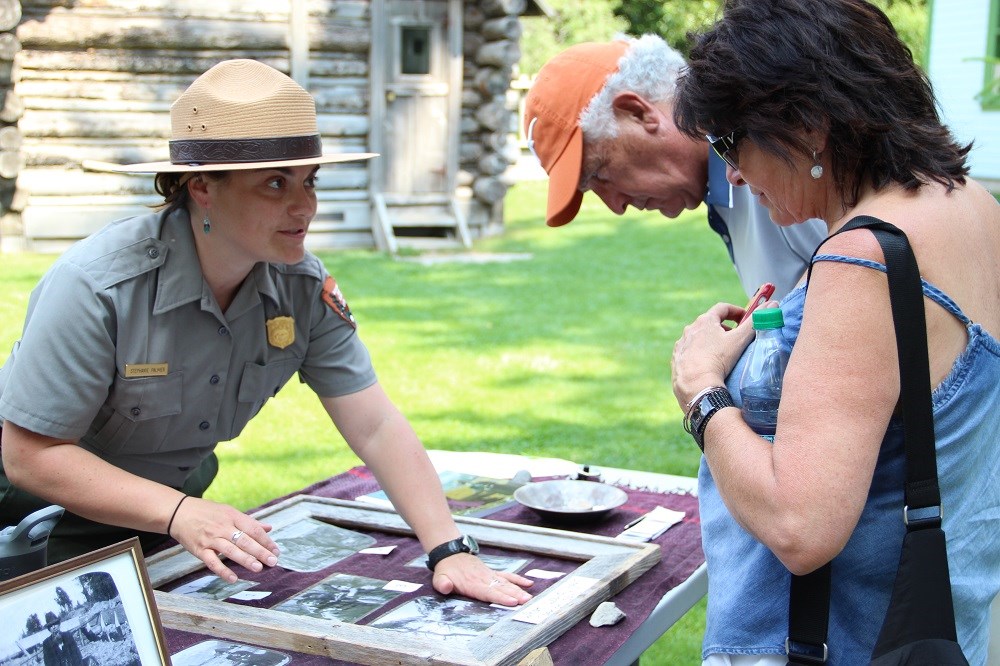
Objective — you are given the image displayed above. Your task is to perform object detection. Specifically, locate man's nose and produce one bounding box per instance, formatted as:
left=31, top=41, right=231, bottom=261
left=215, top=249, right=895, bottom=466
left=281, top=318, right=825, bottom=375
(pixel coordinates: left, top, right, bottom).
left=590, top=183, right=629, bottom=215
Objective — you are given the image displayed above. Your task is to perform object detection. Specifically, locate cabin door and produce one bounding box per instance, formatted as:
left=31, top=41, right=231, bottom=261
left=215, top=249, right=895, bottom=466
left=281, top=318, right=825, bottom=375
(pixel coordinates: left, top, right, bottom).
left=381, top=0, right=455, bottom=196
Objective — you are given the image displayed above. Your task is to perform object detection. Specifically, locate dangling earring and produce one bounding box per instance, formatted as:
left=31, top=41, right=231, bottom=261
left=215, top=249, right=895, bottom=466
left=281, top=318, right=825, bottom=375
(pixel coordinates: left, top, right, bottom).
left=810, top=151, right=823, bottom=180
left=203, top=216, right=211, bottom=234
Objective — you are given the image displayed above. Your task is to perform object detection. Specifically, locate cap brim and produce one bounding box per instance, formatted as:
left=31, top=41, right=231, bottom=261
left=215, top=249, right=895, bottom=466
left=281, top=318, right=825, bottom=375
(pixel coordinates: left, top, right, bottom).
left=82, top=153, right=378, bottom=174
left=544, top=127, right=585, bottom=227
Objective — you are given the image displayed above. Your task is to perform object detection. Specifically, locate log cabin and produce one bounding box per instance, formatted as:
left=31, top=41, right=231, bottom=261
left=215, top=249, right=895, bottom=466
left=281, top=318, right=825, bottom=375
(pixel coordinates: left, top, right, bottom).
left=0, top=0, right=552, bottom=253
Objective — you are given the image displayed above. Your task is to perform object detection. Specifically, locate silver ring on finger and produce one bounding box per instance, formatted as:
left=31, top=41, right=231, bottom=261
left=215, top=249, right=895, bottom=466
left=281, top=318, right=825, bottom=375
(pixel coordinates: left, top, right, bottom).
left=488, top=578, right=502, bottom=588
left=231, top=529, right=244, bottom=543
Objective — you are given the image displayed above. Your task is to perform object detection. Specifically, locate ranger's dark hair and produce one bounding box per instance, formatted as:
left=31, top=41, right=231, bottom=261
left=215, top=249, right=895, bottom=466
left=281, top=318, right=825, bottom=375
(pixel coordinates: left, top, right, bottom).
left=673, top=0, right=970, bottom=209
left=153, top=171, right=229, bottom=213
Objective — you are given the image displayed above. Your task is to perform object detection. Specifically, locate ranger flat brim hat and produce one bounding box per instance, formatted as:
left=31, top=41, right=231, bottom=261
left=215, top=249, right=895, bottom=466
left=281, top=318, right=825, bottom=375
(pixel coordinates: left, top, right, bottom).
left=84, top=59, right=376, bottom=174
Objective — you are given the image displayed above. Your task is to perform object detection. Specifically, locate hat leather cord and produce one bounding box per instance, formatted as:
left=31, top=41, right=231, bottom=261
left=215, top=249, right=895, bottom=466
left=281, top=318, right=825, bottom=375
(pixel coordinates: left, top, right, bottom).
left=785, top=216, right=969, bottom=665
left=169, top=134, right=322, bottom=165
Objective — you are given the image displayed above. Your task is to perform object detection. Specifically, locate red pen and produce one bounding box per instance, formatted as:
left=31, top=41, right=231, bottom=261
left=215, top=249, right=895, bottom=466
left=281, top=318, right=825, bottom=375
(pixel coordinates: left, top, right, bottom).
left=738, top=282, right=776, bottom=325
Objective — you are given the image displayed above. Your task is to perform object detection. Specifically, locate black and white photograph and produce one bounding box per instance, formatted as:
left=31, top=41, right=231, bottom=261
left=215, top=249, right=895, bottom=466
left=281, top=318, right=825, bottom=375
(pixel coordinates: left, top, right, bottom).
left=405, top=552, right=529, bottom=574
left=272, top=573, right=401, bottom=623
left=268, top=518, right=376, bottom=573
left=171, top=639, right=291, bottom=666
left=0, top=539, right=169, bottom=666
left=169, top=575, right=259, bottom=601
left=369, top=597, right=512, bottom=643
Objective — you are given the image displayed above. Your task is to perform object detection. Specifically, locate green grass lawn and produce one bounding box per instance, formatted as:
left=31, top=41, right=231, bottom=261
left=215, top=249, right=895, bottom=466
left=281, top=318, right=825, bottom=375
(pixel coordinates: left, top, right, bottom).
left=0, top=181, right=745, bottom=663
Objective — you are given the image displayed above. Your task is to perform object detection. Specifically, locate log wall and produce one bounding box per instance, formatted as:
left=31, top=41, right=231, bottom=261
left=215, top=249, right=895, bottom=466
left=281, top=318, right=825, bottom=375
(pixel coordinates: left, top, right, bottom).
left=0, top=0, right=534, bottom=253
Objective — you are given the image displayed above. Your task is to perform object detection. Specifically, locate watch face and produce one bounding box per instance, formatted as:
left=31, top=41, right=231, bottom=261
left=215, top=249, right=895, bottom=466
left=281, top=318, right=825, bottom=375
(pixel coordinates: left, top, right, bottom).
left=462, top=534, right=479, bottom=555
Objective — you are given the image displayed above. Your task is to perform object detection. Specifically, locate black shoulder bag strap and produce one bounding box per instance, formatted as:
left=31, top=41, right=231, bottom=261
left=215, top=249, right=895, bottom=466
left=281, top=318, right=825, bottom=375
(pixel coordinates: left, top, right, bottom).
left=785, top=215, right=966, bottom=665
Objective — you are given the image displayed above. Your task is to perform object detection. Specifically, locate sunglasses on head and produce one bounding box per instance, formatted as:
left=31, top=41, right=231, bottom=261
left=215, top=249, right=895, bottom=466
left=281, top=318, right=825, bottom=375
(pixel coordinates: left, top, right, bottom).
left=706, top=129, right=746, bottom=171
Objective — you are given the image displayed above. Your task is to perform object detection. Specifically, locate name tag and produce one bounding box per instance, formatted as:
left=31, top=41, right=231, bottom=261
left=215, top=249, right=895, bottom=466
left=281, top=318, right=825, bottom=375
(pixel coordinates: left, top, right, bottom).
left=124, top=363, right=169, bottom=378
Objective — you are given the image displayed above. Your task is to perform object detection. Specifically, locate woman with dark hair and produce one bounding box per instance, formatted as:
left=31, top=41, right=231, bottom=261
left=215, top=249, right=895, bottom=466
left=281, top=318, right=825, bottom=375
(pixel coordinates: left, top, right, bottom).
left=0, top=60, right=532, bottom=607
left=668, top=0, right=1000, bottom=664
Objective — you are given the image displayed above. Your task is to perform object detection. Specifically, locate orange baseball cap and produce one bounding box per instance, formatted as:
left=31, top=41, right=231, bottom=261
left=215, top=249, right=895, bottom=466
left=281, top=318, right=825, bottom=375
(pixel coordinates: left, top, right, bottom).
left=523, top=41, right=630, bottom=227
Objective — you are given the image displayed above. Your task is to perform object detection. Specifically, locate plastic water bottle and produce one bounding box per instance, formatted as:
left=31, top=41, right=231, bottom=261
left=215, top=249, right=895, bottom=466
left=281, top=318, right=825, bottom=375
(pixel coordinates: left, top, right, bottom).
left=740, top=308, right=788, bottom=442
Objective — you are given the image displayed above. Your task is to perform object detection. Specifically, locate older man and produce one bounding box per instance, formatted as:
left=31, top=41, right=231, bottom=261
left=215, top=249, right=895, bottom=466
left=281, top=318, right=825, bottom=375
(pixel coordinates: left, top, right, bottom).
left=523, top=35, right=827, bottom=298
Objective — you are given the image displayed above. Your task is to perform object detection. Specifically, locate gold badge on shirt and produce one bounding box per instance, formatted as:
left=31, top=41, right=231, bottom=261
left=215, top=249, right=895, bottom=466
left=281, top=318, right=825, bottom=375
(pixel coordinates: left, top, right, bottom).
left=266, top=316, right=295, bottom=349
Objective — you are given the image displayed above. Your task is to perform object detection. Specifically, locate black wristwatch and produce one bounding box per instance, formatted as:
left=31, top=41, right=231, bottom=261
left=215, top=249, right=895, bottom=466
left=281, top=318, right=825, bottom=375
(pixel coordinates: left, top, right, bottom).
left=684, top=387, right=735, bottom=452
left=426, top=535, right=479, bottom=571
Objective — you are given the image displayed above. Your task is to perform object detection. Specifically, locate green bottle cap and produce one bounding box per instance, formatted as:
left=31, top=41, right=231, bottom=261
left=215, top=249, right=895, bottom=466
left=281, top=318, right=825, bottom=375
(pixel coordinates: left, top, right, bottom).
left=752, top=307, right=784, bottom=330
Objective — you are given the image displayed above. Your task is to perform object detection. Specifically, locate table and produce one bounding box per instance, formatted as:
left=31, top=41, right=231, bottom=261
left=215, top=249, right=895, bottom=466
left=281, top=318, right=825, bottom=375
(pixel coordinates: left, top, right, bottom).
left=596, top=465, right=707, bottom=666
left=159, top=451, right=707, bottom=665
left=421, top=451, right=708, bottom=666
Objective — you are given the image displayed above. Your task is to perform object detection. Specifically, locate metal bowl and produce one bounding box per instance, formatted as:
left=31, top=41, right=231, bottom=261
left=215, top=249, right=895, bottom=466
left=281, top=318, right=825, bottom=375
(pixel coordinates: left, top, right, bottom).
left=513, top=480, right=627, bottom=524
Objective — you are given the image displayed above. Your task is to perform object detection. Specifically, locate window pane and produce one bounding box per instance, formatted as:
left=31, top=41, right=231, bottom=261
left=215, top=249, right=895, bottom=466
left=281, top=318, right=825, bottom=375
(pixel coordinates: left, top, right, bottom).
left=401, top=26, right=431, bottom=75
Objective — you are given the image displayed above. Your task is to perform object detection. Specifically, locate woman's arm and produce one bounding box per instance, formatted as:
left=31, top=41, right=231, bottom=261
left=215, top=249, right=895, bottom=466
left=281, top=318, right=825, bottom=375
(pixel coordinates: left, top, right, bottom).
left=672, top=238, right=899, bottom=574
left=1, top=421, right=280, bottom=582
left=321, top=383, right=532, bottom=605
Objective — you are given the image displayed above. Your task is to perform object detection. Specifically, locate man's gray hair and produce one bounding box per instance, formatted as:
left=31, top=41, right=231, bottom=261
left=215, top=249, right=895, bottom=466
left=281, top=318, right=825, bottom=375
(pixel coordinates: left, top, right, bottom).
left=579, top=34, right=687, bottom=142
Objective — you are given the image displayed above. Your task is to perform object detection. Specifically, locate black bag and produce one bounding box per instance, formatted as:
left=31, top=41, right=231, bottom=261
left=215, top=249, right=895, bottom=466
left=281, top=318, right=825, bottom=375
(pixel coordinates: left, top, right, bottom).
left=785, top=216, right=969, bottom=666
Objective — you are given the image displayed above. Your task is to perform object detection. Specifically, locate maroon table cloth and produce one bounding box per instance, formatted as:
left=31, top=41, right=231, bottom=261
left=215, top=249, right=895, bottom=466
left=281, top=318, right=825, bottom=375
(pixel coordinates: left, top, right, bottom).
left=161, top=466, right=704, bottom=665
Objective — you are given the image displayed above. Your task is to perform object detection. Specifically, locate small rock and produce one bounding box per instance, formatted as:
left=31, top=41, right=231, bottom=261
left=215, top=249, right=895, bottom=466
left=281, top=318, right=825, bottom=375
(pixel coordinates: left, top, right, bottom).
left=589, top=601, right=626, bottom=627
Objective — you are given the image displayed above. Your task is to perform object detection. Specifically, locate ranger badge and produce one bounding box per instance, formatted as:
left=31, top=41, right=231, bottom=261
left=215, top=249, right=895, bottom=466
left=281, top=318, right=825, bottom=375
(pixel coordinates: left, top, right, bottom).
left=266, top=316, right=296, bottom=349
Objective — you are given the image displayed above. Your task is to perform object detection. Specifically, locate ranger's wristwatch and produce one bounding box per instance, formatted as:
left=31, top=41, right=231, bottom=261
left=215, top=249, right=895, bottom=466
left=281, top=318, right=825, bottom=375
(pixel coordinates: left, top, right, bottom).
left=684, top=387, right=735, bottom=452
left=426, top=535, right=479, bottom=571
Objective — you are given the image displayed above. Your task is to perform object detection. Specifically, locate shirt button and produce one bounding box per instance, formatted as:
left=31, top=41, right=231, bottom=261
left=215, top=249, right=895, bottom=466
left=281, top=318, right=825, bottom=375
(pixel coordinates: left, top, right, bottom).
left=147, top=247, right=159, bottom=259
left=130, top=407, right=141, bottom=417
left=210, top=375, right=220, bottom=385
left=199, top=421, right=210, bottom=431
left=218, top=326, right=229, bottom=336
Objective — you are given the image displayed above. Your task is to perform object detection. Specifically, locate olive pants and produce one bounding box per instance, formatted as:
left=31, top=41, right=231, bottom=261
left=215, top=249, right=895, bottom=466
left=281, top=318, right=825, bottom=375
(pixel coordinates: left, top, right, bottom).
left=0, top=448, right=218, bottom=564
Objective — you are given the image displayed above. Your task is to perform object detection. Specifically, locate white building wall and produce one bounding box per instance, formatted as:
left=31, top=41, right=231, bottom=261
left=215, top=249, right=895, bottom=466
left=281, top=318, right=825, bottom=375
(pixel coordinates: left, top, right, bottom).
left=927, top=0, right=1000, bottom=182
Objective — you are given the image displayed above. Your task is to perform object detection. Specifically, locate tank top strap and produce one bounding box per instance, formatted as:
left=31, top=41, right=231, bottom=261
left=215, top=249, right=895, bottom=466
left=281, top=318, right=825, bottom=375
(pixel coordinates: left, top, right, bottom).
left=812, top=253, right=972, bottom=326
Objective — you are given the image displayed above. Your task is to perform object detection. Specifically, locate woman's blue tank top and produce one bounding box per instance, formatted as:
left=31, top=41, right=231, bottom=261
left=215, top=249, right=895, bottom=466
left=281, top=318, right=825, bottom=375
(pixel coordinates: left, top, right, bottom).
left=700, top=254, right=1000, bottom=665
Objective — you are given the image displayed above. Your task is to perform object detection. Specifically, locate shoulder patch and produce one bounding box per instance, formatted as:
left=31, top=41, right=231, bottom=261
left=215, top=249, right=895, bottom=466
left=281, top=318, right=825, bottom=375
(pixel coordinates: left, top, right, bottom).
left=321, top=276, right=357, bottom=328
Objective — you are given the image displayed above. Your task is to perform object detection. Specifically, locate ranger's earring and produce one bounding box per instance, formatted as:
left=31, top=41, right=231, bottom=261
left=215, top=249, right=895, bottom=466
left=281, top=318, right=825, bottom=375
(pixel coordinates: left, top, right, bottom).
left=811, top=151, right=823, bottom=180
left=203, top=215, right=211, bottom=234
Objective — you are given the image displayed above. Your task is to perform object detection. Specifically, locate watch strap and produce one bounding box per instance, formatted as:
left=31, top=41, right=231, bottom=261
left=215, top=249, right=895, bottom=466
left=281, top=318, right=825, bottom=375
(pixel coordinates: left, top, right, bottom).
left=425, top=535, right=479, bottom=571
left=685, top=387, right=735, bottom=452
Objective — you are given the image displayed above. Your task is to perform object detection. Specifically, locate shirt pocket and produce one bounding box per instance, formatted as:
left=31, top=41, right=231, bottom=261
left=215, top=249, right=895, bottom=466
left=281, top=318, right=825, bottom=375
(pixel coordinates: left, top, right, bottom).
left=229, top=358, right=301, bottom=438
left=89, top=372, right=184, bottom=455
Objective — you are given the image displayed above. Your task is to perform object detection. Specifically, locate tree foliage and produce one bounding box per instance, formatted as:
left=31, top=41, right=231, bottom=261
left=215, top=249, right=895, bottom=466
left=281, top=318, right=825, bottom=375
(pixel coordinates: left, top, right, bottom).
left=611, top=0, right=928, bottom=63
left=612, top=0, right=721, bottom=57
left=518, top=0, right=629, bottom=75
left=24, top=613, right=42, bottom=637
left=81, top=571, right=118, bottom=603
left=56, top=586, right=73, bottom=613
left=519, top=1, right=928, bottom=75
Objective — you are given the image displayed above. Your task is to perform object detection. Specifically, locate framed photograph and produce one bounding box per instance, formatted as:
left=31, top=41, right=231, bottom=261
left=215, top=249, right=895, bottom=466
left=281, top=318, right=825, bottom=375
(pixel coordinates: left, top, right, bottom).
left=0, top=537, right=169, bottom=665
left=146, top=496, right=660, bottom=666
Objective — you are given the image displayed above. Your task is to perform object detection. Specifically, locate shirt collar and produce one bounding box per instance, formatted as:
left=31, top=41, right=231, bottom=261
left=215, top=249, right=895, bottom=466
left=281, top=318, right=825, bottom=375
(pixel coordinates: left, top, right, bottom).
left=153, top=208, right=205, bottom=314
left=152, top=209, right=280, bottom=317
left=705, top=149, right=735, bottom=209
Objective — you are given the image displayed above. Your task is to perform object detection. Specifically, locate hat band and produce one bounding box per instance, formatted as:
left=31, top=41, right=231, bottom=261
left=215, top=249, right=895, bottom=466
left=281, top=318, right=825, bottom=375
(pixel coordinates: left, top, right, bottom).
left=169, top=134, right=322, bottom=165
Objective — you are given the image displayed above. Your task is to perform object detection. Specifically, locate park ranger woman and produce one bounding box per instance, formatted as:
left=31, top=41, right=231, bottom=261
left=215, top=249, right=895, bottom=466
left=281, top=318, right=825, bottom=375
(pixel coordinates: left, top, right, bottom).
left=0, top=59, right=531, bottom=606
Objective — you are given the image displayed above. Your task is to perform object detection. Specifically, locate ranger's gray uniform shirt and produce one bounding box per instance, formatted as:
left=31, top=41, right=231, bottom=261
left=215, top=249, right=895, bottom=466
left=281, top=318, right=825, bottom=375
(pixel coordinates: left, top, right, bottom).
left=0, top=209, right=376, bottom=488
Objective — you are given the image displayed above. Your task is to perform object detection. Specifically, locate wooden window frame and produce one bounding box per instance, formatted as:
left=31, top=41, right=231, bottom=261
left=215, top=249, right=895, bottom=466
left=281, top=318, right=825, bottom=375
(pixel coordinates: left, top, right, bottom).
left=146, top=496, right=660, bottom=666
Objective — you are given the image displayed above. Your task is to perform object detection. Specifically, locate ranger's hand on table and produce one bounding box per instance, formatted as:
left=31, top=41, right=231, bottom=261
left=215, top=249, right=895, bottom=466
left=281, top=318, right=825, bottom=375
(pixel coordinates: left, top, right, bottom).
left=169, top=495, right=281, bottom=583
left=432, top=553, right=533, bottom=606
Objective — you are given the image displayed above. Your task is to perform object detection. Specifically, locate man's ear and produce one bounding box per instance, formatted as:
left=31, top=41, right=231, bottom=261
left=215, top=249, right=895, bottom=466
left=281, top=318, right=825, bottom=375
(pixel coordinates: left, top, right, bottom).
left=611, top=92, right=660, bottom=133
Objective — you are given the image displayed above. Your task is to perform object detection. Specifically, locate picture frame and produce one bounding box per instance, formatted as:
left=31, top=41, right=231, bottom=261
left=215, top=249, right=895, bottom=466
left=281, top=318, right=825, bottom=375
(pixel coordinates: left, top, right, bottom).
left=146, top=495, right=660, bottom=666
left=0, top=537, right=170, bottom=666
